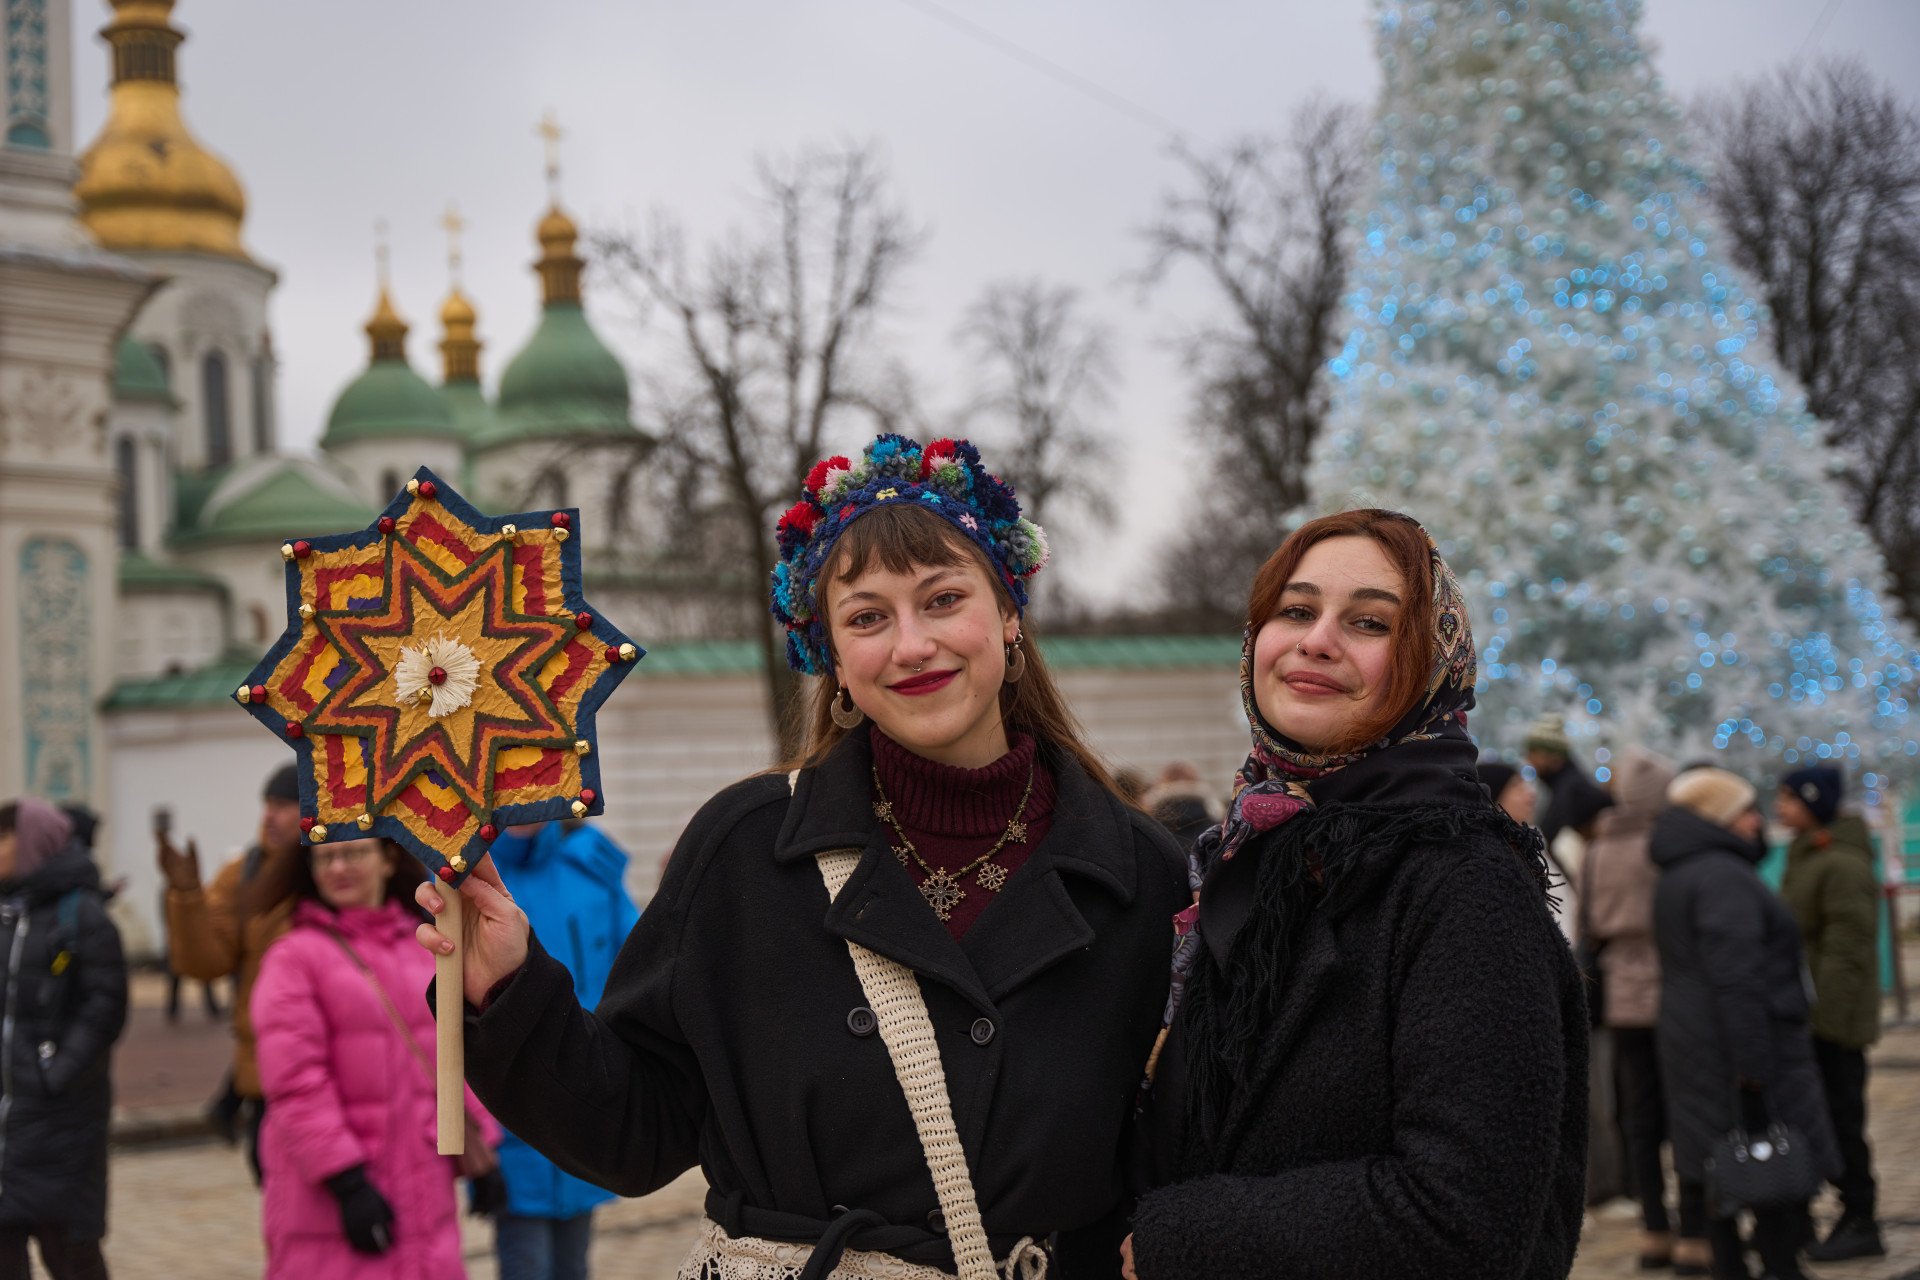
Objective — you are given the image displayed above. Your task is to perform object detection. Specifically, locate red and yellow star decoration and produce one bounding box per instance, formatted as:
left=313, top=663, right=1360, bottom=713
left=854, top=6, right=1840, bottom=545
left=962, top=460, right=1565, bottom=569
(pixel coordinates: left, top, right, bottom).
left=236, top=468, right=641, bottom=883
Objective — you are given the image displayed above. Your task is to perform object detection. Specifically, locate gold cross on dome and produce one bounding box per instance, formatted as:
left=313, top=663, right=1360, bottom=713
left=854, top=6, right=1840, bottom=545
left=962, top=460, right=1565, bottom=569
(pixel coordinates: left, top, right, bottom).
left=373, top=217, right=391, bottom=286
left=441, top=204, right=465, bottom=284
left=536, top=111, right=564, bottom=199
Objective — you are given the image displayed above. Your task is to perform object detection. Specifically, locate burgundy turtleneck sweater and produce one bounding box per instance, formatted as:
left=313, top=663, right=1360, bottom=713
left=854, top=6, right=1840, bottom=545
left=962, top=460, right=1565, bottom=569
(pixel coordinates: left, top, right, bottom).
left=870, top=728, right=1058, bottom=939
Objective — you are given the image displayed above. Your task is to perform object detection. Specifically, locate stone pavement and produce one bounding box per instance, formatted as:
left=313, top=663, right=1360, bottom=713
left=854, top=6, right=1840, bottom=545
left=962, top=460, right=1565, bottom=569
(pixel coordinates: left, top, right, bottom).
left=96, top=972, right=1920, bottom=1278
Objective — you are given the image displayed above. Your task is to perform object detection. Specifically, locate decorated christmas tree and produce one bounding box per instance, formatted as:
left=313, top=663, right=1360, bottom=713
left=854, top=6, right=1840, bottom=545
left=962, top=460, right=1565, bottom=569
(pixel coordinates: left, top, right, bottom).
left=1313, top=0, right=1918, bottom=786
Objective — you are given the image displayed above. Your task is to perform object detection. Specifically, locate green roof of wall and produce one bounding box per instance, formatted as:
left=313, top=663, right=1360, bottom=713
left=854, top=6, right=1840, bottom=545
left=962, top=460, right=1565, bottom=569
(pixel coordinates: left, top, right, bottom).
left=440, top=378, right=497, bottom=441
left=113, top=336, right=174, bottom=404
left=118, top=551, right=227, bottom=595
left=101, top=635, right=1242, bottom=709
left=323, top=358, right=462, bottom=447
left=476, top=303, right=636, bottom=450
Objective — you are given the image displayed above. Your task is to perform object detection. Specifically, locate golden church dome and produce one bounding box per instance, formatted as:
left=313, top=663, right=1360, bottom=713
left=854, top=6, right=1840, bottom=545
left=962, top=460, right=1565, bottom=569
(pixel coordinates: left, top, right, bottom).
left=74, top=0, right=249, bottom=259
left=440, top=289, right=476, bottom=328
left=534, top=204, right=583, bottom=305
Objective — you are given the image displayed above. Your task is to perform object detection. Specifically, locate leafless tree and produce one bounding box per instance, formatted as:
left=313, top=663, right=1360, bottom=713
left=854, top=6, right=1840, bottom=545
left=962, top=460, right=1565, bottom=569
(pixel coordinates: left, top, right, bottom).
left=1139, top=98, right=1367, bottom=624
left=1694, top=59, right=1920, bottom=620
left=953, top=277, right=1117, bottom=547
left=591, top=142, right=924, bottom=753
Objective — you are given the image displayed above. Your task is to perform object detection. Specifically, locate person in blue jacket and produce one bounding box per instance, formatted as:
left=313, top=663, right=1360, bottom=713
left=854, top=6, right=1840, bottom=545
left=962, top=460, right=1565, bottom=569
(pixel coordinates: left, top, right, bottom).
left=486, top=819, right=641, bottom=1280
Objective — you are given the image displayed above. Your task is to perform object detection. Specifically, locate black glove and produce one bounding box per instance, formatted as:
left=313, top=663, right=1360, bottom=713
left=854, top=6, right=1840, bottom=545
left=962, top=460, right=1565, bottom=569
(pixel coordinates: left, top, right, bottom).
left=467, top=1167, right=509, bottom=1217
left=324, top=1164, right=395, bottom=1255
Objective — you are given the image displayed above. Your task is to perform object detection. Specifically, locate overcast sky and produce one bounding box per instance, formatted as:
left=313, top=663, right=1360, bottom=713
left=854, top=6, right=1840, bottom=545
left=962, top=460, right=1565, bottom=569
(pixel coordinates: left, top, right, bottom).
left=70, top=0, right=1920, bottom=599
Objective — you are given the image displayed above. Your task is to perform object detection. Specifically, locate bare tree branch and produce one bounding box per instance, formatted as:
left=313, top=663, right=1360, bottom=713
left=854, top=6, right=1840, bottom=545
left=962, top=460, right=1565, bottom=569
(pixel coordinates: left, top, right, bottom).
left=590, top=142, right=925, bottom=752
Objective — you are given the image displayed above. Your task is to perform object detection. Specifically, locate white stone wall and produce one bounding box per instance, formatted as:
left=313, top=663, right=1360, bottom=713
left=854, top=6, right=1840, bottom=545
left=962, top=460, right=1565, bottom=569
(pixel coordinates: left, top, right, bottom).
left=175, top=539, right=287, bottom=649
left=107, top=396, right=173, bottom=554
left=120, top=251, right=277, bottom=470
left=327, top=435, right=466, bottom=511
left=116, top=591, right=226, bottom=681
left=469, top=437, right=640, bottom=553
left=105, top=705, right=293, bottom=958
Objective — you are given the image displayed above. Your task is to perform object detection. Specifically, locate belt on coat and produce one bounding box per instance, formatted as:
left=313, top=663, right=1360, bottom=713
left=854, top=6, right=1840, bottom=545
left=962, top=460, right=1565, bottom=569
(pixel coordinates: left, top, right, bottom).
left=705, top=1188, right=1048, bottom=1280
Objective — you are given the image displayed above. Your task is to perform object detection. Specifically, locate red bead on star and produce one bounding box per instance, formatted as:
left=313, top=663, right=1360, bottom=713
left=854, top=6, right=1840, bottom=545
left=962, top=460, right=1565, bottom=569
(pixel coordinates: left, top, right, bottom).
left=579, top=788, right=597, bottom=806
left=604, top=646, right=621, bottom=663
left=248, top=684, right=267, bottom=704
left=292, top=541, right=312, bottom=560
left=575, top=612, right=593, bottom=630
left=418, top=481, right=439, bottom=500
left=437, top=865, right=457, bottom=883
left=428, top=666, right=448, bottom=686
left=286, top=722, right=305, bottom=739
left=377, top=516, right=396, bottom=535
left=550, top=512, right=571, bottom=529
left=299, top=817, right=315, bottom=832
left=479, top=823, right=497, bottom=842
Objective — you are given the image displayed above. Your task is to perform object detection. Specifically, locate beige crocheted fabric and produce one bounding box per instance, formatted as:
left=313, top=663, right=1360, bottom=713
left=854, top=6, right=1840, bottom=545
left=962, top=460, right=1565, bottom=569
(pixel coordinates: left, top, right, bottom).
left=677, top=1218, right=977, bottom=1280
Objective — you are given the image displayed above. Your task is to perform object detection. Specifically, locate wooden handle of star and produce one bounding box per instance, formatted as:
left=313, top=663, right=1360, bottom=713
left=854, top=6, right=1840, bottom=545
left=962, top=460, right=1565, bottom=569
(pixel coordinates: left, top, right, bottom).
left=436, top=887, right=465, bottom=1155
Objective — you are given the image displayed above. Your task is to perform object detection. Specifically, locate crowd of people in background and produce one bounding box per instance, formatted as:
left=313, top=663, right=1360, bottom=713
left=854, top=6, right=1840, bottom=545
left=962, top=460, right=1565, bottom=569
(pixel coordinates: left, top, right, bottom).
left=1482, top=713, right=1888, bottom=1280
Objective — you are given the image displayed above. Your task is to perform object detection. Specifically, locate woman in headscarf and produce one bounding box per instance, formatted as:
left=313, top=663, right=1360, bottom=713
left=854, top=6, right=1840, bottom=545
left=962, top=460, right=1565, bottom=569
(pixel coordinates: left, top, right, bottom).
left=1124, top=509, right=1588, bottom=1280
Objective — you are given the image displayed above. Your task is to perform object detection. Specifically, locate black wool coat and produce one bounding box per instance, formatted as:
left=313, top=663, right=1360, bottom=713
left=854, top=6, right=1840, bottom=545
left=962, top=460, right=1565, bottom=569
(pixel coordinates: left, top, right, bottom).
left=1649, top=806, right=1839, bottom=1185
left=1131, top=740, right=1588, bottom=1280
left=0, top=847, right=128, bottom=1240
left=459, top=726, right=1188, bottom=1276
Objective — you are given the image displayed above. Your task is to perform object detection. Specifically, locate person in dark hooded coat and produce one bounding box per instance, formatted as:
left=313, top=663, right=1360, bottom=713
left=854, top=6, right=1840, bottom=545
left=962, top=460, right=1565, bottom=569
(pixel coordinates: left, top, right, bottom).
left=1651, top=769, right=1836, bottom=1280
left=0, top=798, right=129, bottom=1278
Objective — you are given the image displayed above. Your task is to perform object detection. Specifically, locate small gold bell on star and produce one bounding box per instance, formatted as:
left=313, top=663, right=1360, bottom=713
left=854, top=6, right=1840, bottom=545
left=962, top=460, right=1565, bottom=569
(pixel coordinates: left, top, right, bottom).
left=574, top=739, right=591, bottom=755
left=356, top=813, right=373, bottom=831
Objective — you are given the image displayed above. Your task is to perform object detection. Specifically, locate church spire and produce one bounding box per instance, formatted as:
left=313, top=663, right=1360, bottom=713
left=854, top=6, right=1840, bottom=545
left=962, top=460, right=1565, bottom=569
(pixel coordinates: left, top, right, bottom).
left=365, top=220, right=408, bottom=362
left=532, top=111, right=583, bottom=306
left=438, top=203, right=482, bottom=383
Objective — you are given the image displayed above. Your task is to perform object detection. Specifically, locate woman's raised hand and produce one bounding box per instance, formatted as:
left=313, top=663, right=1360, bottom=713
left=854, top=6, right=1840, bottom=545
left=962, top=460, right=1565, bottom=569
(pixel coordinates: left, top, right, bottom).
left=414, top=857, right=529, bottom=1007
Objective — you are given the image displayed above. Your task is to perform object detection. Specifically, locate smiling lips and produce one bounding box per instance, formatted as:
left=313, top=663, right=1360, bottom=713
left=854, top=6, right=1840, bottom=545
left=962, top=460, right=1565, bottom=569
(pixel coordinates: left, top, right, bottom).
left=1282, top=670, right=1351, bottom=697
left=890, top=669, right=959, bottom=696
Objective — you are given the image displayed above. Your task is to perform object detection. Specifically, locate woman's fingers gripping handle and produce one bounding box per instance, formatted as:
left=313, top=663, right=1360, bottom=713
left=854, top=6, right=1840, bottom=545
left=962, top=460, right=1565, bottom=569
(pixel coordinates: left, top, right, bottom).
left=413, top=855, right=530, bottom=1005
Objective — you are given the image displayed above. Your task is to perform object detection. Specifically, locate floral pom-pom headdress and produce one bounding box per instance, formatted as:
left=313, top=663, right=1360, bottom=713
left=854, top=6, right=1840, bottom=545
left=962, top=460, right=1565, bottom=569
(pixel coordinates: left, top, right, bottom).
left=770, top=434, right=1049, bottom=676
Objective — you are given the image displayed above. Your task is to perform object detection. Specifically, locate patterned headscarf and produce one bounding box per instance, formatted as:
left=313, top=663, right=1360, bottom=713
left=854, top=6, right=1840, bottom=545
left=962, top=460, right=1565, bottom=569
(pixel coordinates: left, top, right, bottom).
left=1146, top=514, right=1475, bottom=1086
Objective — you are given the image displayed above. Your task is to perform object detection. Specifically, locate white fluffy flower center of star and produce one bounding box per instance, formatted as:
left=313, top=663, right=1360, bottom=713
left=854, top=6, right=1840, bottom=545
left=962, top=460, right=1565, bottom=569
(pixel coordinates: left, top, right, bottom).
left=394, top=634, right=482, bottom=718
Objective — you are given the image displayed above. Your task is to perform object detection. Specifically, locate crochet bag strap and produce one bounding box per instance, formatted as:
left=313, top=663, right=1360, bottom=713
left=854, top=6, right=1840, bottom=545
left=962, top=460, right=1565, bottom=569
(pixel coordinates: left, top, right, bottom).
left=793, top=770, right=1004, bottom=1280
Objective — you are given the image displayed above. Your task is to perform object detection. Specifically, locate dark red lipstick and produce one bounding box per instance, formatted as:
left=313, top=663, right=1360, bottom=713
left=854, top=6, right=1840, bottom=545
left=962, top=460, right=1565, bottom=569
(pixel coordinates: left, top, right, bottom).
left=890, top=669, right=959, bottom=695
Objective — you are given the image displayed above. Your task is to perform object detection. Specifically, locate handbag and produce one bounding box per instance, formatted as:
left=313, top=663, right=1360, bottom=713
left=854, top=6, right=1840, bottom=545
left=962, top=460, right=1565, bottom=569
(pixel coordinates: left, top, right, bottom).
left=325, top=929, right=499, bottom=1180
left=1705, top=1090, right=1821, bottom=1213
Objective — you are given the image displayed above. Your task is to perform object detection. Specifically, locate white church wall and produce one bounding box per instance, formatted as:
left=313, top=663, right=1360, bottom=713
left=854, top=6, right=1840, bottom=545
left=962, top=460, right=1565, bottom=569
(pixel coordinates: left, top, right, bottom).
left=328, top=436, right=466, bottom=511
left=123, top=252, right=277, bottom=471
left=177, top=540, right=286, bottom=649
left=116, top=592, right=225, bottom=681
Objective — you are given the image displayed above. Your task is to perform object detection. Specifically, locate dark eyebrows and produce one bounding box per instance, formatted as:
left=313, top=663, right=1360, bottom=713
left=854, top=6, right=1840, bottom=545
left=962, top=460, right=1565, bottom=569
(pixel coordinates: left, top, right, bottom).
left=1281, top=581, right=1403, bottom=606
left=833, top=567, right=967, bottom=610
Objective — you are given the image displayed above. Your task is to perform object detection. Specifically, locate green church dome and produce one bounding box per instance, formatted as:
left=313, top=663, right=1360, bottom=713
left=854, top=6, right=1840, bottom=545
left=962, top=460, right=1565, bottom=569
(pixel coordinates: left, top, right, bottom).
left=481, top=302, right=633, bottom=449
left=321, top=288, right=463, bottom=448
left=113, top=335, right=174, bottom=404
left=172, top=456, right=376, bottom=548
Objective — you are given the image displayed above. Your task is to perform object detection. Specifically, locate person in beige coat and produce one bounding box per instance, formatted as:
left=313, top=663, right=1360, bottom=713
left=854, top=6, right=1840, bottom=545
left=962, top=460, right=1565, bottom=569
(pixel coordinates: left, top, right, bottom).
left=1581, top=748, right=1687, bottom=1271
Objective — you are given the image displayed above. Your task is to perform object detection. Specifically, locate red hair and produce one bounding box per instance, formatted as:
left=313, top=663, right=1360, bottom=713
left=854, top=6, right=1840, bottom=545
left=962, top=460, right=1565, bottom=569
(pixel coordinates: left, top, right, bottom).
left=1245, top=509, right=1438, bottom=753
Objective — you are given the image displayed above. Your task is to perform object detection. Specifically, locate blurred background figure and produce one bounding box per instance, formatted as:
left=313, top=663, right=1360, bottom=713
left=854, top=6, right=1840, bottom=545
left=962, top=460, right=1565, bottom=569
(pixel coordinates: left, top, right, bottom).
left=1526, top=713, right=1614, bottom=855
left=1653, top=768, right=1834, bottom=1280
left=485, top=820, right=640, bottom=1280
left=1580, top=749, right=1682, bottom=1271
left=0, top=799, right=128, bottom=1280
left=1141, top=761, right=1218, bottom=849
left=157, top=764, right=303, bottom=1181
left=1776, top=766, right=1885, bottom=1263
left=1475, top=759, right=1535, bottom=827
left=1113, top=767, right=1150, bottom=808
left=251, top=837, right=500, bottom=1279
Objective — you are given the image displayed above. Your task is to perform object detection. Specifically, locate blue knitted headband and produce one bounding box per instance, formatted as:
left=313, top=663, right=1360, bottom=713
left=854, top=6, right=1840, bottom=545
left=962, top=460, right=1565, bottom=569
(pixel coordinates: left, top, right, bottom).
left=769, top=434, right=1049, bottom=676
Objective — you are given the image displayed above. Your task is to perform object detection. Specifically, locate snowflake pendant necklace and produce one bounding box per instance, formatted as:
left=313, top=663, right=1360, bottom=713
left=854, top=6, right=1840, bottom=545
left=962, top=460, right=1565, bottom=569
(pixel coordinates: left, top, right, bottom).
left=871, top=760, right=1035, bottom=922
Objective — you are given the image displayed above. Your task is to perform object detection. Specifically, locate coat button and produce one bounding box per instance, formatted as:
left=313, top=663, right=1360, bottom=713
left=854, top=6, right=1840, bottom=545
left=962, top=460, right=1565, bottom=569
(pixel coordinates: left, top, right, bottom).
left=847, top=1007, right=878, bottom=1037
left=970, top=1017, right=995, bottom=1046
left=927, top=1208, right=947, bottom=1234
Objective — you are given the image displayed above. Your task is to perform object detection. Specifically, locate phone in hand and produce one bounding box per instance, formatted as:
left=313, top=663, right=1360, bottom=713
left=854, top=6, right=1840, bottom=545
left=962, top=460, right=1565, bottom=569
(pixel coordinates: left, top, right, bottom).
left=152, top=807, right=172, bottom=841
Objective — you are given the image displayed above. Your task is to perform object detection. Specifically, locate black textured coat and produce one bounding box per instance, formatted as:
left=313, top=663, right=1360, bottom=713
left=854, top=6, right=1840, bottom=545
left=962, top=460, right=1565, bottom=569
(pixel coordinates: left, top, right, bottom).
left=1131, top=738, right=1588, bottom=1280
left=459, top=726, right=1188, bottom=1275
left=1649, top=806, right=1839, bottom=1184
left=0, top=847, right=128, bottom=1239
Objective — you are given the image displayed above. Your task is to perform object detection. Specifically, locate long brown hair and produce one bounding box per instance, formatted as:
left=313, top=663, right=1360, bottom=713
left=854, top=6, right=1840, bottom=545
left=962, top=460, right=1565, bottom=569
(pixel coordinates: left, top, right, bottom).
left=1245, top=509, right=1438, bottom=754
left=777, top=502, right=1115, bottom=792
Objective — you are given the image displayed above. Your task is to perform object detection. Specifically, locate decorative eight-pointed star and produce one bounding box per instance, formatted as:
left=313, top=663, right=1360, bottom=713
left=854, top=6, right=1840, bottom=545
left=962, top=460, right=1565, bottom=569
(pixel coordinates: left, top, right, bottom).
left=235, top=467, right=643, bottom=884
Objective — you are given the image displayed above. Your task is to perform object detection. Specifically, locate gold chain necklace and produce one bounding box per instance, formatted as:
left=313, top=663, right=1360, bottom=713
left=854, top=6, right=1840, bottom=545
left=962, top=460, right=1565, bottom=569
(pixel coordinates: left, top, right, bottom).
left=871, top=760, right=1034, bottom=922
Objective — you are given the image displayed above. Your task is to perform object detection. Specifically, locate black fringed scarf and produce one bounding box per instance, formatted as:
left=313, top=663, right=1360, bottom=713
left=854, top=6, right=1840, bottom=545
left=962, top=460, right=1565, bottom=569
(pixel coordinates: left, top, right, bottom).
left=1146, top=518, right=1551, bottom=1172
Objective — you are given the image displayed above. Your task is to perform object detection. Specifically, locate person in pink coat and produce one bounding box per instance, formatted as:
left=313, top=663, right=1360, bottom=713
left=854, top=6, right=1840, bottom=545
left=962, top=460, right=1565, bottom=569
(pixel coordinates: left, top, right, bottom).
left=252, top=836, right=501, bottom=1279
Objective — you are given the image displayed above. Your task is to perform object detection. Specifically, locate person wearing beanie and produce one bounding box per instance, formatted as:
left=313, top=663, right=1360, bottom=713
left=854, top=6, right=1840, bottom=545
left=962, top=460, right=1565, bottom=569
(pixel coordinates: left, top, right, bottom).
left=0, top=799, right=128, bottom=1276
left=1525, top=712, right=1614, bottom=852
left=1651, top=769, right=1836, bottom=1280
left=159, top=762, right=304, bottom=1182
left=420, top=436, right=1188, bottom=1277
left=1776, top=766, right=1884, bottom=1261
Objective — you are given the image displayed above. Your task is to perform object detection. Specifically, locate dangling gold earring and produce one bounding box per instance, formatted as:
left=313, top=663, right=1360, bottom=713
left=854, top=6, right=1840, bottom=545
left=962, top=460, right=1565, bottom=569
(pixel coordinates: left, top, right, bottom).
left=830, top=686, right=865, bottom=729
left=1005, top=636, right=1027, bottom=684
